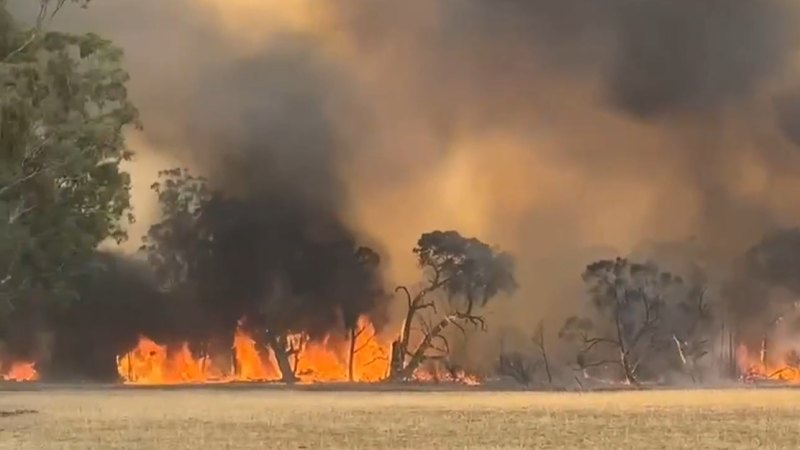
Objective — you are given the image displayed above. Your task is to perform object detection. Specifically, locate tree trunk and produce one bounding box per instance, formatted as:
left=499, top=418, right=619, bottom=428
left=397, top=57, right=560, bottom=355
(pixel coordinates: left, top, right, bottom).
left=230, top=343, right=238, bottom=378
left=389, top=340, right=404, bottom=381
left=614, top=306, right=637, bottom=384
left=536, top=323, right=552, bottom=384
left=620, top=350, right=637, bottom=385
left=266, top=334, right=297, bottom=383
left=348, top=326, right=356, bottom=382
left=394, top=315, right=456, bottom=380
left=398, top=303, right=417, bottom=362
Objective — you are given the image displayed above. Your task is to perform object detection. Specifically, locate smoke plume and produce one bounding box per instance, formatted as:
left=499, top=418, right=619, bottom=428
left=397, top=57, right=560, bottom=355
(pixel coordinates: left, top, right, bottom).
left=8, top=0, right=800, bottom=375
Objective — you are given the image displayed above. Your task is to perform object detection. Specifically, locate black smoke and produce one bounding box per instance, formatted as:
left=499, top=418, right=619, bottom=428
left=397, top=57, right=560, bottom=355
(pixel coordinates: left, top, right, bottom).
left=156, top=35, right=388, bottom=343
left=47, top=253, right=176, bottom=380
left=179, top=191, right=388, bottom=344
left=608, top=0, right=795, bottom=118
left=721, top=228, right=800, bottom=343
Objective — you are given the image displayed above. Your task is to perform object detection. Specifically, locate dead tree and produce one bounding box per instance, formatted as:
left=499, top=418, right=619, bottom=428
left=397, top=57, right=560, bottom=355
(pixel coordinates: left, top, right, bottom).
left=388, top=230, right=516, bottom=381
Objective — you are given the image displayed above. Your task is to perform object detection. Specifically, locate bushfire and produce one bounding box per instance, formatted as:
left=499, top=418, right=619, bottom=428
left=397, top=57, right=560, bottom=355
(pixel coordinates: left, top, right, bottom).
left=115, top=317, right=479, bottom=385
left=1, top=361, right=39, bottom=382
left=736, top=344, right=800, bottom=384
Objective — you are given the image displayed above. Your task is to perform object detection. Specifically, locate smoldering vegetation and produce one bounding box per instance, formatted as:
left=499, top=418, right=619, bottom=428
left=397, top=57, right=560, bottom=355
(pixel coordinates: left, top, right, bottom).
left=5, top=0, right=800, bottom=385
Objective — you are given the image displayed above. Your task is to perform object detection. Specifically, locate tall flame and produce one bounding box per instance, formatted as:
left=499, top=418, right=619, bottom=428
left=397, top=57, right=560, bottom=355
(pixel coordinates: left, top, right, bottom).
left=117, top=317, right=392, bottom=384
left=116, top=316, right=481, bottom=385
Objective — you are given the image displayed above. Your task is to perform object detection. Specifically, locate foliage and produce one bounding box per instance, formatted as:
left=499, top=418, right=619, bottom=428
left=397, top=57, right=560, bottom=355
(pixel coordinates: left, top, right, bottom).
left=0, top=1, right=138, bottom=319
left=413, top=230, right=517, bottom=313
left=139, top=168, right=210, bottom=291
left=560, top=257, right=710, bottom=384
left=391, top=230, right=517, bottom=380
left=141, top=168, right=387, bottom=381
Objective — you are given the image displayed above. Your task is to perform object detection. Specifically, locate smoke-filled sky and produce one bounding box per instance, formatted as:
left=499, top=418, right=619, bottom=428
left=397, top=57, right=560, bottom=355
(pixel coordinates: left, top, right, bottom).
left=9, top=0, right=800, bottom=333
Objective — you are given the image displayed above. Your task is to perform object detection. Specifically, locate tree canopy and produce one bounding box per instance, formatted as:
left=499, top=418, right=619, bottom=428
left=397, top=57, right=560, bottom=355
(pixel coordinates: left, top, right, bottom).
left=391, top=230, right=517, bottom=380
left=0, top=0, right=138, bottom=328
left=560, top=257, right=711, bottom=384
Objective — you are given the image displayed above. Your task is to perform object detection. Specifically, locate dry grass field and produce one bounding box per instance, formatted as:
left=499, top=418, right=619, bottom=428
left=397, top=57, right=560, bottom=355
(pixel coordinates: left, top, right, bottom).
left=0, top=386, right=798, bottom=449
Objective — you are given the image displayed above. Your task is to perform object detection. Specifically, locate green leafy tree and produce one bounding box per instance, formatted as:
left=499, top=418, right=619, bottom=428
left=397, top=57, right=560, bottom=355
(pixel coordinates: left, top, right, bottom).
left=139, top=168, right=211, bottom=291
left=0, top=0, right=138, bottom=323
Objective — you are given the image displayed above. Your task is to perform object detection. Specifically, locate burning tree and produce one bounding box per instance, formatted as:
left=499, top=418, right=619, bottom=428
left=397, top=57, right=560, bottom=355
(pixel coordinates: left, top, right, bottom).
left=560, top=258, right=710, bottom=385
left=141, top=169, right=388, bottom=383
left=389, top=230, right=516, bottom=381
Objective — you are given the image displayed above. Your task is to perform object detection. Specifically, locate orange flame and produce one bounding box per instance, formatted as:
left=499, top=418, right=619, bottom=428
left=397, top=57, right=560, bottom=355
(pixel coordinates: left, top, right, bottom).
left=411, top=362, right=481, bottom=386
left=736, top=344, right=800, bottom=383
left=2, top=361, right=40, bottom=382
left=232, top=326, right=282, bottom=381
left=117, top=316, right=481, bottom=385
left=117, top=317, right=391, bottom=384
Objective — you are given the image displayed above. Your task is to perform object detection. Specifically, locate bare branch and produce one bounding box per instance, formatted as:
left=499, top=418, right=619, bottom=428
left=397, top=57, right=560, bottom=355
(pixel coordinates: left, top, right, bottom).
left=361, top=355, right=388, bottom=368
left=353, top=330, right=377, bottom=354
left=395, top=286, right=412, bottom=309
left=580, top=337, right=618, bottom=353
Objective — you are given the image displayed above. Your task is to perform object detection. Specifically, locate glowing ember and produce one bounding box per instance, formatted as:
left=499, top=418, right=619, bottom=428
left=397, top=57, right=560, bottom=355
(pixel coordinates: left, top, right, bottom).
left=412, top=363, right=482, bottom=386
left=736, top=344, right=800, bottom=383
left=2, top=361, right=40, bottom=382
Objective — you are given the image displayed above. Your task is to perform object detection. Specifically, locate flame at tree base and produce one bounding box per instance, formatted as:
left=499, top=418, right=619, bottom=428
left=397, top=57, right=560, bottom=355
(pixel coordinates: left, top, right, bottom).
left=116, top=317, right=481, bottom=385
left=736, top=345, right=800, bottom=384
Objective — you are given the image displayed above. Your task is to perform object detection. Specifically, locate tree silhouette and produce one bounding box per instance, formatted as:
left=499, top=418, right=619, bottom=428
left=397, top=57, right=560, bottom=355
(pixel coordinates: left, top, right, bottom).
left=390, top=230, right=516, bottom=381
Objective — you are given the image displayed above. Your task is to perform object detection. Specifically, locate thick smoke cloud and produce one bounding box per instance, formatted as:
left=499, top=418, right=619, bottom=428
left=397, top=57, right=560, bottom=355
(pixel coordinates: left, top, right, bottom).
left=8, top=0, right=800, bottom=374
left=328, top=0, right=800, bottom=340
left=608, top=0, right=796, bottom=117
left=719, top=228, right=800, bottom=346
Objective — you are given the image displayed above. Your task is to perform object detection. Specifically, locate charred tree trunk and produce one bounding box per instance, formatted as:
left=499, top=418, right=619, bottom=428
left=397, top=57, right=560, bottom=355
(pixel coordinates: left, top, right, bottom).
left=199, top=341, right=208, bottom=378
left=389, top=340, right=404, bottom=380
left=266, top=334, right=297, bottom=383
left=230, top=343, right=238, bottom=378
left=348, top=326, right=356, bottom=382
